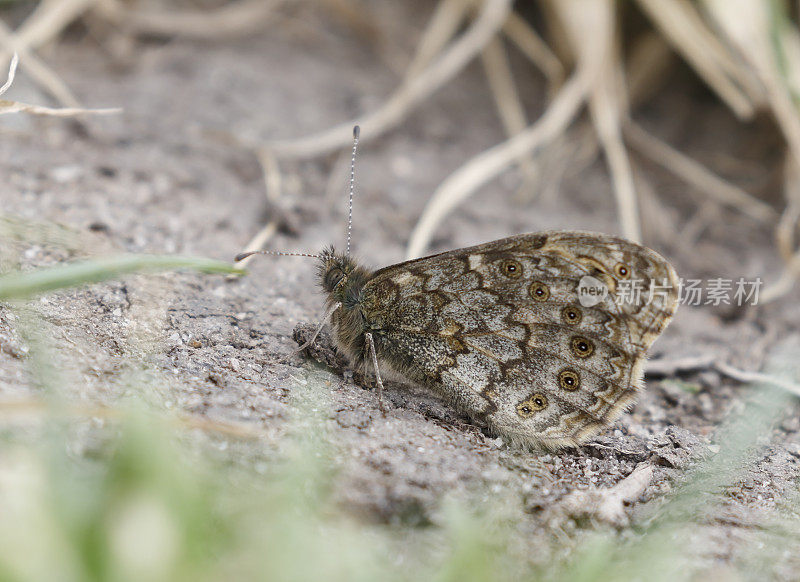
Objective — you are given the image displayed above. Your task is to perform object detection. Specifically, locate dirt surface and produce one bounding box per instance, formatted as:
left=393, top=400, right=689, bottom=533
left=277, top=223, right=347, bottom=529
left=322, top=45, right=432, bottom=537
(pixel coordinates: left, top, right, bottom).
left=2, top=3, right=800, bottom=577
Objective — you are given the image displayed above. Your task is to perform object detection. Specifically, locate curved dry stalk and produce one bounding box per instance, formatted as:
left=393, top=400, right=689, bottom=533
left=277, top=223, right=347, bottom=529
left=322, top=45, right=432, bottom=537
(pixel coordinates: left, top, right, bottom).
left=636, top=0, right=760, bottom=119
left=0, top=50, right=118, bottom=116
left=645, top=354, right=717, bottom=376
left=761, top=252, right=800, bottom=303
left=555, top=0, right=641, bottom=242
left=501, top=10, right=565, bottom=87
left=776, top=201, right=800, bottom=262
left=258, top=148, right=283, bottom=204
left=0, top=0, right=97, bottom=68
left=0, top=19, right=81, bottom=107
left=11, top=0, right=96, bottom=48
left=759, top=73, right=800, bottom=170
left=404, top=0, right=468, bottom=80
left=95, top=0, right=281, bottom=39
left=703, top=1, right=800, bottom=169
left=405, top=0, right=610, bottom=259
left=589, top=58, right=641, bottom=242
left=626, top=31, right=675, bottom=107
left=0, top=100, right=119, bottom=116
left=776, top=156, right=800, bottom=261
left=539, top=127, right=597, bottom=203
left=405, top=71, right=592, bottom=259
left=624, top=120, right=776, bottom=222
left=267, top=0, right=513, bottom=160
left=482, top=36, right=528, bottom=138
left=678, top=200, right=717, bottom=247
left=324, top=148, right=354, bottom=207
left=635, top=169, right=677, bottom=244
left=233, top=221, right=280, bottom=272
left=0, top=0, right=98, bottom=107
left=781, top=24, right=800, bottom=100
left=715, top=362, right=800, bottom=398
left=235, top=148, right=285, bottom=270
left=0, top=52, right=18, bottom=97
left=762, top=155, right=800, bottom=302
left=481, top=36, right=537, bottom=186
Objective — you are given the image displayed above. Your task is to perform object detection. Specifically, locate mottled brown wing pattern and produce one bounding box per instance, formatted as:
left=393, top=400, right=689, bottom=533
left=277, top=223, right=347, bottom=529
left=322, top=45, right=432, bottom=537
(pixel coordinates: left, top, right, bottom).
left=362, top=231, right=679, bottom=449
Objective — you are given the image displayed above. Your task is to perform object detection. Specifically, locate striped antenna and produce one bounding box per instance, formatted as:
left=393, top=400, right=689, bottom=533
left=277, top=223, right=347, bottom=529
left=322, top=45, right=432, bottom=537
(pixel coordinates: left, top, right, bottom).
left=235, top=250, right=321, bottom=262
left=237, top=126, right=360, bottom=264
left=345, top=125, right=360, bottom=257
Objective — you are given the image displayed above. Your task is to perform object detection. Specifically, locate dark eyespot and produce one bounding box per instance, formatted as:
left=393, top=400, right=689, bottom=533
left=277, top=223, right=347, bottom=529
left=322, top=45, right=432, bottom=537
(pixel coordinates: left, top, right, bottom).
left=571, top=336, right=595, bottom=358
left=500, top=259, right=523, bottom=278
left=561, top=305, right=582, bottom=325
left=558, top=369, right=580, bottom=391
left=517, top=393, right=548, bottom=418
left=614, top=263, right=630, bottom=279
left=529, top=281, right=550, bottom=301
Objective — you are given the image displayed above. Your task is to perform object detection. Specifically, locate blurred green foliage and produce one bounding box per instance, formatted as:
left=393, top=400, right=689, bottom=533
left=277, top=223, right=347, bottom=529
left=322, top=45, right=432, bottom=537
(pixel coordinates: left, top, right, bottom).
left=0, top=220, right=798, bottom=581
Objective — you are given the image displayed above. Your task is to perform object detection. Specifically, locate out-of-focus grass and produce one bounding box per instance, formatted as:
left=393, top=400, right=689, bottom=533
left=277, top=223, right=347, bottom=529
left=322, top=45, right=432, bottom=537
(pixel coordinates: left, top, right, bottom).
left=0, top=255, right=243, bottom=300
left=0, top=245, right=393, bottom=581
left=5, top=349, right=799, bottom=582
left=1, top=239, right=799, bottom=581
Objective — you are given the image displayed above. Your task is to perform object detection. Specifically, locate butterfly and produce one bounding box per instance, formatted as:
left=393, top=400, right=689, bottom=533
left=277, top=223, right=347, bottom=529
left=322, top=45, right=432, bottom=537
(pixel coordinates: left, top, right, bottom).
left=314, top=231, right=678, bottom=449
left=238, top=128, right=679, bottom=449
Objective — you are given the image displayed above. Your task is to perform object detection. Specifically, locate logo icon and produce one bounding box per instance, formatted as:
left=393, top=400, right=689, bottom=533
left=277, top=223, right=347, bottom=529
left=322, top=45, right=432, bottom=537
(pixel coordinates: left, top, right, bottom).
left=577, top=275, right=608, bottom=307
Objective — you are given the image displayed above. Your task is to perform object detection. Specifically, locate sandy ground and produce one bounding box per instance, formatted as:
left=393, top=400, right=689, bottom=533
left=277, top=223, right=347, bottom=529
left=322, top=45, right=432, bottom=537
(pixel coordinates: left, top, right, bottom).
left=1, top=3, right=800, bottom=577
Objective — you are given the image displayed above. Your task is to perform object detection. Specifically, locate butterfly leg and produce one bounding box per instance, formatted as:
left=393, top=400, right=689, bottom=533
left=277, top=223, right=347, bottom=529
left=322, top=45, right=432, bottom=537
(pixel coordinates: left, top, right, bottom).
left=294, top=301, right=342, bottom=353
left=364, top=332, right=386, bottom=415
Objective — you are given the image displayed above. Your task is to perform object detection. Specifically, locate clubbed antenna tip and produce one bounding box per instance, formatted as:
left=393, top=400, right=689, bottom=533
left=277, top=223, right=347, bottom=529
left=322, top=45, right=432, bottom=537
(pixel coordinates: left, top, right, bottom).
left=235, top=252, right=256, bottom=262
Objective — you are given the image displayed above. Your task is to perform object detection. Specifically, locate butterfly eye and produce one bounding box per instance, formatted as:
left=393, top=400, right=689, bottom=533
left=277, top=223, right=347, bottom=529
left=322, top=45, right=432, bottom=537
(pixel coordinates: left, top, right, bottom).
left=570, top=336, right=595, bottom=358
left=500, top=259, right=523, bottom=278
left=324, top=268, right=345, bottom=291
left=558, top=369, right=581, bottom=391
left=516, top=393, right=548, bottom=418
left=561, top=305, right=582, bottom=325
left=614, top=263, right=630, bottom=279
left=529, top=281, right=550, bottom=301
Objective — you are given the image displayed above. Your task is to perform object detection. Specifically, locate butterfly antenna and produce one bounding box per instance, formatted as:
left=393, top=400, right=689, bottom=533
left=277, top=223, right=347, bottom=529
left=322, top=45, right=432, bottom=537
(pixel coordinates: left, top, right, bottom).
left=235, top=250, right=321, bottom=262
left=345, top=125, right=360, bottom=257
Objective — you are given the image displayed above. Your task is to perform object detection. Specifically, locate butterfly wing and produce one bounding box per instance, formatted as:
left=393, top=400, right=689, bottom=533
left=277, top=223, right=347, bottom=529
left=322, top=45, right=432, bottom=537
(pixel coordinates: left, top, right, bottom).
left=362, top=231, right=679, bottom=449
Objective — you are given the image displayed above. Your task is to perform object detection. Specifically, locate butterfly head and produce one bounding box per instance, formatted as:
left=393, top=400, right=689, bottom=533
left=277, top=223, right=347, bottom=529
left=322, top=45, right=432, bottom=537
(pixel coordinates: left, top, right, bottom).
left=318, top=246, right=371, bottom=308
left=319, top=246, right=353, bottom=292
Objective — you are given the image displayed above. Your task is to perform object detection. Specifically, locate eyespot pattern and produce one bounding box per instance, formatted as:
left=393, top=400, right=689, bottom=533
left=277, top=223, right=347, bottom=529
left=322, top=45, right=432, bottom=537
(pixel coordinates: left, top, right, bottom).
left=614, top=263, right=630, bottom=279
left=529, top=281, right=550, bottom=302
left=571, top=336, right=595, bottom=358
left=517, top=393, right=548, bottom=418
left=561, top=305, right=582, bottom=325
left=500, top=259, right=523, bottom=278
left=558, top=369, right=580, bottom=391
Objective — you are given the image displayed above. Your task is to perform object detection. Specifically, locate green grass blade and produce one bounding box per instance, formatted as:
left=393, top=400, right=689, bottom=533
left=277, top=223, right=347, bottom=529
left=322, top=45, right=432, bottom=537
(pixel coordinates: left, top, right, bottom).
left=0, top=255, right=243, bottom=300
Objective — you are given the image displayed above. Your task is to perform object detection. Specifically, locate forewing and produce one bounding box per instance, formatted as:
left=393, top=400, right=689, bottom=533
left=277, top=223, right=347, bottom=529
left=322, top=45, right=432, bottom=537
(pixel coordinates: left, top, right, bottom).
left=364, top=231, right=679, bottom=448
